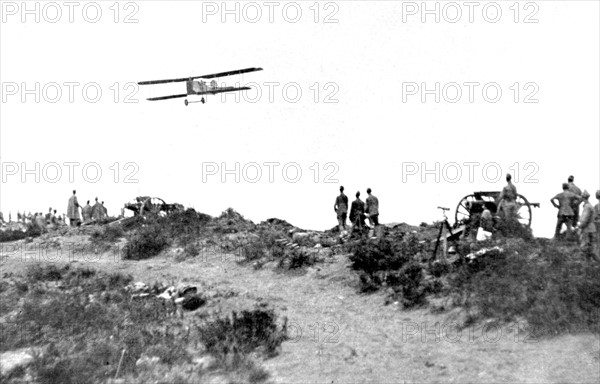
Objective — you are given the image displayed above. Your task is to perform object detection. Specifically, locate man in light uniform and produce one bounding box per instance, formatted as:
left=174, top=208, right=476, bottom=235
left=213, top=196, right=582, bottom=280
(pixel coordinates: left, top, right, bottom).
left=67, top=190, right=81, bottom=227
left=551, top=183, right=580, bottom=239
left=497, top=173, right=518, bottom=221
left=82, top=200, right=92, bottom=224
left=92, top=198, right=103, bottom=222
left=578, top=190, right=598, bottom=260
left=365, top=188, right=379, bottom=227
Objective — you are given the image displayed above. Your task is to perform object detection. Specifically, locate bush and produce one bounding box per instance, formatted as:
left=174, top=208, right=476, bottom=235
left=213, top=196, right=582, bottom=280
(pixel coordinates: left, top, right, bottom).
left=386, top=262, right=427, bottom=308
left=0, top=225, right=42, bottom=243
left=122, top=224, right=170, bottom=260
left=495, top=219, right=534, bottom=240
left=159, top=209, right=211, bottom=246
left=447, top=240, right=600, bottom=335
left=430, top=260, right=451, bottom=278
left=349, top=235, right=427, bottom=303
left=349, top=238, right=410, bottom=276
left=198, top=309, right=287, bottom=358
left=288, top=249, right=316, bottom=269
left=240, top=240, right=266, bottom=262
left=90, top=225, right=125, bottom=244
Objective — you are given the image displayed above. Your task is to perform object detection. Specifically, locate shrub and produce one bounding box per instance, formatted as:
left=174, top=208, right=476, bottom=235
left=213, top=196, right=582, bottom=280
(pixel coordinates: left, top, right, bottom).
left=495, top=219, right=534, bottom=240
left=90, top=225, right=125, bottom=244
left=447, top=240, right=600, bottom=335
left=185, top=243, right=200, bottom=256
left=0, top=225, right=42, bottom=243
left=159, top=209, right=211, bottom=246
left=430, top=260, right=451, bottom=278
left=198, top=309, right=287, bottom=358
left=386, top=262, right=427, bottom=308
left=122, top=224, right=170, bottom=260
left=240, top=240, right=266, bottom=262
left=288, top=249, right=316, bottom=269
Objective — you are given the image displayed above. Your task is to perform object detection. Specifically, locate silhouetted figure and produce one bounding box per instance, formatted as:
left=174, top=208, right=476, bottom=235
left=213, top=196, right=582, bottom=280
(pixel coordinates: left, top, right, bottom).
left=551, top=183, right=580, bottom=239
left=349, top=191, right=366, bottom=232
left=334, top=186, right=348, bottom=233
left=67, top=190, right=81, bottom=227
left=365, top=188, right=379, bottom=227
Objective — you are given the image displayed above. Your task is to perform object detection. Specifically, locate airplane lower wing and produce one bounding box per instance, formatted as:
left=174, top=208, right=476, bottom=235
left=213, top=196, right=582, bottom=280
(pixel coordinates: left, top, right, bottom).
left=197, top=86, right=252, bottom=95
left=146, top=87, right=251, bottom=102
left=147, top=94, right=188, bottom=101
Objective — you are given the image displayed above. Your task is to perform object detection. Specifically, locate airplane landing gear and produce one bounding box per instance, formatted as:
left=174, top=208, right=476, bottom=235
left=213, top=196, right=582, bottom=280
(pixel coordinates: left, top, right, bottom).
left=201, top=97, right=206, bottom=104
left=184, top=99, right=189, bottom=106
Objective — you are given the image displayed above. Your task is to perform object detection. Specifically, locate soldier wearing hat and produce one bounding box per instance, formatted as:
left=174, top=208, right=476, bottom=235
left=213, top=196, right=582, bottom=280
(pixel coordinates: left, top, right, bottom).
left=334, top=186, right=349, bottom=233
left=551, top=183, right=580, bottom=239
left=578, top=190, right=598, bottom=260
left=567, top=175, right=582, bottom=227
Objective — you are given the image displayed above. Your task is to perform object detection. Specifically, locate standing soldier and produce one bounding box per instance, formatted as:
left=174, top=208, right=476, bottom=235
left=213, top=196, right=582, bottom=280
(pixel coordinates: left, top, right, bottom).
left=35, top=213, right=47, bottom=233
left=365, top=188, right=379, bottom=227
left=349, top=191, right=366, bottom=233
left=82, top=200, right=92, bottom=224
left=67, top=190, right=81, bottom=227
left=45, top=208, right=53, bottom=224
left=101, top=201, right=108, bottom=219
left=567, top=175, right=582, bottom=227
left=334, top=186, right=349, bottom=233
left=92, top=198, right=103, bottom=222
left=497, top=173, right=518, bottom=221
left=551, top=183, right=580, bottom=239
left=578, top=190, right=598, bottom=260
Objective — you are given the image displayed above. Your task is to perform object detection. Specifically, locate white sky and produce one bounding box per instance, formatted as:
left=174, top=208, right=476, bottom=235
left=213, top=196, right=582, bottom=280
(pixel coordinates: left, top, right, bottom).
left=1, top=1, right=599, bottom=237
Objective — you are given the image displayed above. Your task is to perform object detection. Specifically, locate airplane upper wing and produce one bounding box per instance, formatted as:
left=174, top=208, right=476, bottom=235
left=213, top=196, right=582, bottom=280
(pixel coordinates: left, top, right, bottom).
left=138, top=67, right=263, bottom=85
left=198, top=67, right=263, bottom=79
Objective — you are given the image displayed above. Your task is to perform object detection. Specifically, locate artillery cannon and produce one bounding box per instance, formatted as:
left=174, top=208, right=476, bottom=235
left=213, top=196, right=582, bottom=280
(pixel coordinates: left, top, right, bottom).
left=124, top=196, right=184, bottom=217
left=455, top=191, right=540, bottom=228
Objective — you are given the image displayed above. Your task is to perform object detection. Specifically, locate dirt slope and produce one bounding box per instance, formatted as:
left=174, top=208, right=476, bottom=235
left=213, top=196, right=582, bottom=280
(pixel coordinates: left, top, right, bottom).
left=1, top=230, right=598, bottom=383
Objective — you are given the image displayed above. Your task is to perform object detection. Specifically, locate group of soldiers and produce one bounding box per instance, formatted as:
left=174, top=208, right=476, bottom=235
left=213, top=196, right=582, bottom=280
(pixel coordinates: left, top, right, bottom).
left=0, top=190, right=111, bottom=231
left=550, top=175, right=600, bottom=259
left=67, top=190, right=109, bottom=227
left=463, top=173, right=599, bottom=260
left=0, top=210, right=64, bottom=227
left=332, top=174, right=600, bottom=260
left=334, top=186, right=379, bottom=235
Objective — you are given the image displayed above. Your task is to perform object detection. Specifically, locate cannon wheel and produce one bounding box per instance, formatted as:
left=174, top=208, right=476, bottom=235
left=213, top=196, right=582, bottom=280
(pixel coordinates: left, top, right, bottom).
left=455, top=193, right=533, bottom=227
left=140, top=197, right=167, bottom=217
left=514, top=194, right=533, bottom=228
left=455, top=194, right=497, bottom=225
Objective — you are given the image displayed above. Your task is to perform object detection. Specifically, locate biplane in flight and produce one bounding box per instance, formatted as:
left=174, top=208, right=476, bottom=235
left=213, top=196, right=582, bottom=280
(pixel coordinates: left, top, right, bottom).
left=137, top=67, right=263, bottom=106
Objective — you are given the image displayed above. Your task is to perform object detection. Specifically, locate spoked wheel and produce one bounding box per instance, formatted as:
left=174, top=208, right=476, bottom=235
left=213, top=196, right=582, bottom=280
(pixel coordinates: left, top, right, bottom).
left=455, top=194, right=476, bottom=225
left=455, top=194, right=497, bottom=225
left=140, top=197, right=167, bottom=217
left=515, top=194, right=533, bottom=227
